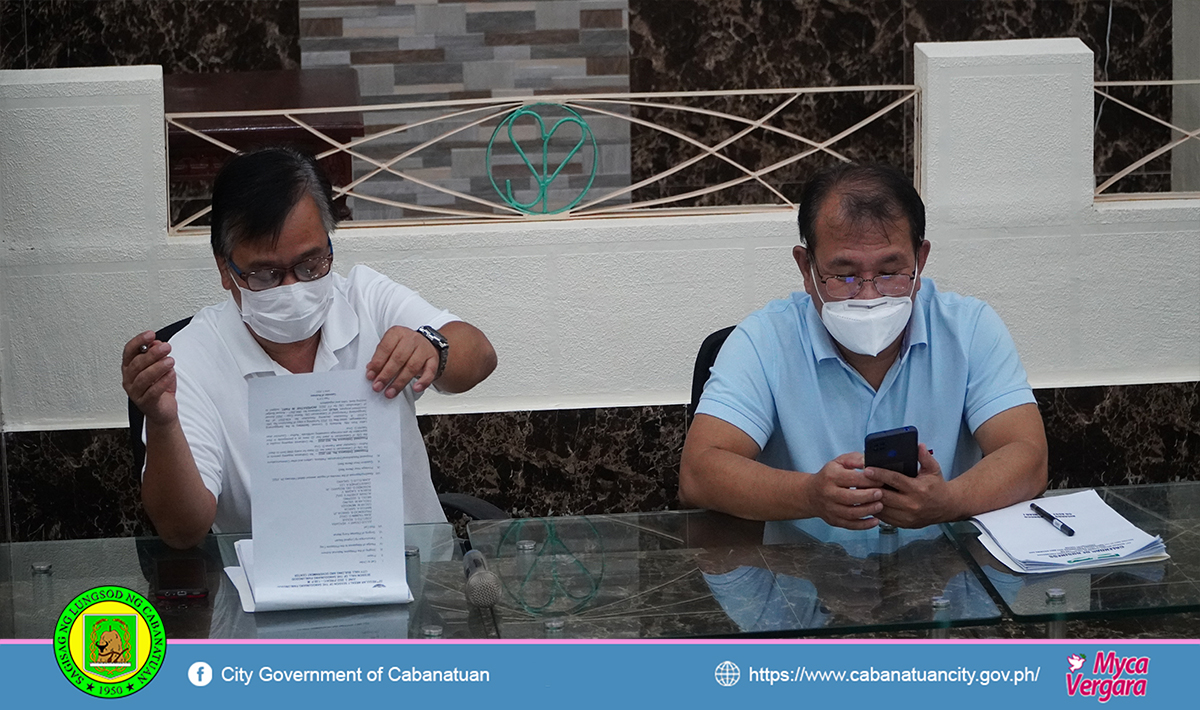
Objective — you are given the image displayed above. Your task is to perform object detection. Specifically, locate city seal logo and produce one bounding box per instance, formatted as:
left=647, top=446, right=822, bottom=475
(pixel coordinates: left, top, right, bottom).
left=54, top=586, right=166, bottom=698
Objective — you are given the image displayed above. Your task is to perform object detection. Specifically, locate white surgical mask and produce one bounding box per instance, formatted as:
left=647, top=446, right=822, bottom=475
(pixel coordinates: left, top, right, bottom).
left=236, top=275, right=334, bottom=344
left=811, top=265, right=916, bottom=357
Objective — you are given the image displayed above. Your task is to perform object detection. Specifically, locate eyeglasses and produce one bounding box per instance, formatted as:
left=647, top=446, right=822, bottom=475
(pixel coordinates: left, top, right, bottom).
left=227, top=240, right=334, bottom=292
left=813, top=264, right=915, bottom=300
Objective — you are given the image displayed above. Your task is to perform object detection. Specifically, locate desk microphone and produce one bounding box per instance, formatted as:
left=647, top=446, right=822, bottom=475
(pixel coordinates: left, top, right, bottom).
left=463, top=550, right=502, bottom=608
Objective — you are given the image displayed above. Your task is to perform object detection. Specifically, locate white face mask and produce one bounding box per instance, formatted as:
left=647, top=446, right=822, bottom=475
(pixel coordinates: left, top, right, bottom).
left=811, top=265, right=917, bottom=357
left=236, top=275, right=334, bottom=344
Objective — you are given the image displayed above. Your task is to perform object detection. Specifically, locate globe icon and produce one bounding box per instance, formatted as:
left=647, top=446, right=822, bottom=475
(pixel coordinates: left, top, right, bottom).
left=714, top=660, right=740, bottom=686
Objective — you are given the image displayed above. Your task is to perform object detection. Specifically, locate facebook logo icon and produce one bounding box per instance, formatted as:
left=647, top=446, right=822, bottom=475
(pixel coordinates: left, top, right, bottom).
left=188, top=661, right=213, bottom=687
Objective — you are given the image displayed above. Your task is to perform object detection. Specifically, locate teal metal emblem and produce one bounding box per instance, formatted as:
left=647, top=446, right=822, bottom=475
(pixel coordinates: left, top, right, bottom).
left=487, top=103, right=598, bottom=215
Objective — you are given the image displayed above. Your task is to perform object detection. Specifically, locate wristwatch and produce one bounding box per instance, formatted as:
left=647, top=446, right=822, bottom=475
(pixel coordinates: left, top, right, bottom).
left=416, top=325, right=449, bottom=380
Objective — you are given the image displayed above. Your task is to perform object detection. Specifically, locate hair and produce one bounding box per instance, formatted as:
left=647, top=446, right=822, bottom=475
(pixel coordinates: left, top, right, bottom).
left=209, top=147, right=338, bottom=258
left=796, top=163, right=925, bottom=258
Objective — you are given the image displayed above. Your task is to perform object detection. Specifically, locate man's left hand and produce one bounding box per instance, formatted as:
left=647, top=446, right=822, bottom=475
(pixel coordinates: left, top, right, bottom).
left=864, top=444, right=957, bottom=528
left=366, top=326, right=440, bottom=398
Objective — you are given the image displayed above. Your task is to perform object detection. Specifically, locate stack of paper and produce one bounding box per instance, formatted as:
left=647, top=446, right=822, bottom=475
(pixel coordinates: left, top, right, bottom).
left=223, top=370, right=413, bottom=612
left=970, top=490, right=1168, bottom=574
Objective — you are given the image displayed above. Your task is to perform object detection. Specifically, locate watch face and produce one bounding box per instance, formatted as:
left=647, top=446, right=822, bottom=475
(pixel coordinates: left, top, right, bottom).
left=419, top=326, right=449, bottom=379
left=420, top=326, right=448, bottom=350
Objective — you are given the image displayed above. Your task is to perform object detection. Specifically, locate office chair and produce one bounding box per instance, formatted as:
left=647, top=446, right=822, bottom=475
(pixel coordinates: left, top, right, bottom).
left=127, top=316, right=507, bottom=525
left=686, top=325, right=736, bottom=428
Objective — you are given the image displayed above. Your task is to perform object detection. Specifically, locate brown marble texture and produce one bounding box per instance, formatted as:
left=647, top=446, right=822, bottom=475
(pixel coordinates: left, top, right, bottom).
left=628, top=0, right=910, bottom=206
left=906, top=0, right=1174, bottom=192
left=1, top=432, right=9, bottom=544
left=0, top=0, right=300, bottom=73
left=4, top=381, right=1198, bottom=542
left=4, top=429, right=152, bottom=542
left=1037, top=383, right=1200, bottom=489
left=420, top=405, right=686, bottom=520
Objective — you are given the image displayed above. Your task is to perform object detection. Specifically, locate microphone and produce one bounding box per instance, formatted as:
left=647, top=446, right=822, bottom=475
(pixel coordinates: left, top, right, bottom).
left=462, top=550, right=502, bottom=608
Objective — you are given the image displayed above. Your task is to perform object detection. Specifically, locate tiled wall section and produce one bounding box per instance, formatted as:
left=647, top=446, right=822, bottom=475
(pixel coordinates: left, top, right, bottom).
left=0, top=0, right=300, bottom=73
left=298, top=0, right=631, bottom=219
left=6, top=383, right=1198, bottom=542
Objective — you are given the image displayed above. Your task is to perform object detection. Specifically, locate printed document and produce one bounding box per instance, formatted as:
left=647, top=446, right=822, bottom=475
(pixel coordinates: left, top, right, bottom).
left=971, top=490, right=1167, bottom=574
left=225, top=369, right=411, bottom=612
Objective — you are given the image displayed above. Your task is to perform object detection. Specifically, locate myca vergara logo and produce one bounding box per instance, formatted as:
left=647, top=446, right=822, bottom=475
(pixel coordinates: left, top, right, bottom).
left=1065, top=650, right=1148, bottom=702
left=54, top=586, right=166, bottom=698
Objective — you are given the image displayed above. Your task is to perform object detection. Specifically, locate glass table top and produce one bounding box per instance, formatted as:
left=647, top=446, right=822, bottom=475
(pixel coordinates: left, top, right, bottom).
left=5, top=482, right=1198, bottom=639
left=945, top=482, right=1200, bottom=622
left=467, top=510, right=1001, bottom=638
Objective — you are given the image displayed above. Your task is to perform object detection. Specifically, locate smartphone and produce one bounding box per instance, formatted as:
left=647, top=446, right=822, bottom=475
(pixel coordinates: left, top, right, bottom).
left=152, top=557, right=209, bottom=601
left=864, top=426, right=919, bottom=477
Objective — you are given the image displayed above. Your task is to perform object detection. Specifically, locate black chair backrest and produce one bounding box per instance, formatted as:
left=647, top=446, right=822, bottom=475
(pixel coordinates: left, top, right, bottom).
left=687, top=325, right=736, bottom=427
left=128, top=317, right=193, bottom=480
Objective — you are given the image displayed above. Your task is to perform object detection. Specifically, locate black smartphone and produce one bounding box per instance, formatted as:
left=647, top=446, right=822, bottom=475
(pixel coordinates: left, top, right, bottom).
left=152, top=557, right=209, bottom=601
left=864, top=426, right=919, bottom=477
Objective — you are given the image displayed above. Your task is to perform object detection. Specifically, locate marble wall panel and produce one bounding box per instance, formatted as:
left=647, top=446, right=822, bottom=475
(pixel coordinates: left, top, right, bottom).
left=0, top=0, right=1191, bottom=544
left=628, top=0, right=909, bottom=206
left=0, top=0, right=300, bottom=73
left=0, top=1, right=24, bottom=71
left=628, top=0, right=1174, bottom=202
left=1, top=433, right=10, bottom=544
left=1037, top=382, right=1200, bottom=490
left=5, top=383, right=1198, bottom=541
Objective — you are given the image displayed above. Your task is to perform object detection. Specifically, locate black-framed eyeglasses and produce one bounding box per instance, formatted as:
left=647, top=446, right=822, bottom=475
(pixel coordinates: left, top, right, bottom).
left=227, top=239, right=334, bottom=292
left=813, top=263, right=915, bottom=300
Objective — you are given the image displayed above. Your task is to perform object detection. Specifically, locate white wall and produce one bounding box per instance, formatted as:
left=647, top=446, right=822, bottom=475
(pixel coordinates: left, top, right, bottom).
left=916, top=38, right=1200, bottom=389
left=1, top=38, right=1198, bottom=432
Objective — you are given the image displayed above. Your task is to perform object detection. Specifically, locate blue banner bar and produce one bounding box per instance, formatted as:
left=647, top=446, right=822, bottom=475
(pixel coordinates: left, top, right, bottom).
left=3, top=640, right=1197, bottom=707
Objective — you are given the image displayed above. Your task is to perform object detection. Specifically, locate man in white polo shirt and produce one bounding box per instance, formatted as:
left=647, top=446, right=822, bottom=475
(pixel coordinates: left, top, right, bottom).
left=680, top=163, right=1047, bottom=531
left=122, top=147, right=497, bottom=549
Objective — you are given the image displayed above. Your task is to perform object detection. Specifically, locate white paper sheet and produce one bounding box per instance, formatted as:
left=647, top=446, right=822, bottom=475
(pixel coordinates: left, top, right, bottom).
left=970, top=490, right=1168, bottom=574
left=242, top=370, right=411, bottom=611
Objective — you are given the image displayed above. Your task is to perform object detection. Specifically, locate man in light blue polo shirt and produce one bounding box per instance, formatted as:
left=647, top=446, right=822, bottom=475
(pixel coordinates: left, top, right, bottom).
left=680, top=163, right=1048, bottom=531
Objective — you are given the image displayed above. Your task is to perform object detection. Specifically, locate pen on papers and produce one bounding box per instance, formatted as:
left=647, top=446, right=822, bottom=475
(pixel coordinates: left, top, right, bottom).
left=1030, top=502, right=1075, bottom=536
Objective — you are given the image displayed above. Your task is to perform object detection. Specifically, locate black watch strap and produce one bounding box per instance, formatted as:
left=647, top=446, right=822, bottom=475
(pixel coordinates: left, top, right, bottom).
left=416, top=325, right=449, bottom=379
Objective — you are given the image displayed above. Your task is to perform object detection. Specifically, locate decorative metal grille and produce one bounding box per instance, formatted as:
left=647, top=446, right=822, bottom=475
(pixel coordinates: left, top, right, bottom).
left=165, top=86, right=920, bottom=233
left=1094, top=79, right=1200, bottom=200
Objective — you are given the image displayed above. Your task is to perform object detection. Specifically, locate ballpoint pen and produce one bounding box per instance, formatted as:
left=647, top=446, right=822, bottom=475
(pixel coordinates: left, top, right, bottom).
left=1030, top=502, right=1075, bottom=536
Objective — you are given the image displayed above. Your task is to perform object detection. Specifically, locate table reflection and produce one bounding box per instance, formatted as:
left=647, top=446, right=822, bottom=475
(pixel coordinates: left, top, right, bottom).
left=469, top=511, right=1000, bottom=638
left=946, top=483, right=1200, bottom=623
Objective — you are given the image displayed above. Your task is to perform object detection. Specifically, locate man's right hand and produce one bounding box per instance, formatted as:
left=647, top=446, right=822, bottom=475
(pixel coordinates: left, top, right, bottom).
left=680, top=414, right=884, bottom=527
left=804, top=453, right=884, bottom=530
left=122, top=331, right=177, bottom=425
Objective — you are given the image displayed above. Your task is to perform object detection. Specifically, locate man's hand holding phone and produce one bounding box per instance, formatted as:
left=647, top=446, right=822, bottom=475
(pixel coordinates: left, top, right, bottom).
left=865, top=443, right=957, bottom=528
left=804, top=452, right=885, bottom=531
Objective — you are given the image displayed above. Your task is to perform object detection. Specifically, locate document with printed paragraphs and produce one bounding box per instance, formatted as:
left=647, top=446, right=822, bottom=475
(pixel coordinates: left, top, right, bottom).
left=224, top=369, right=410, bottom=612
